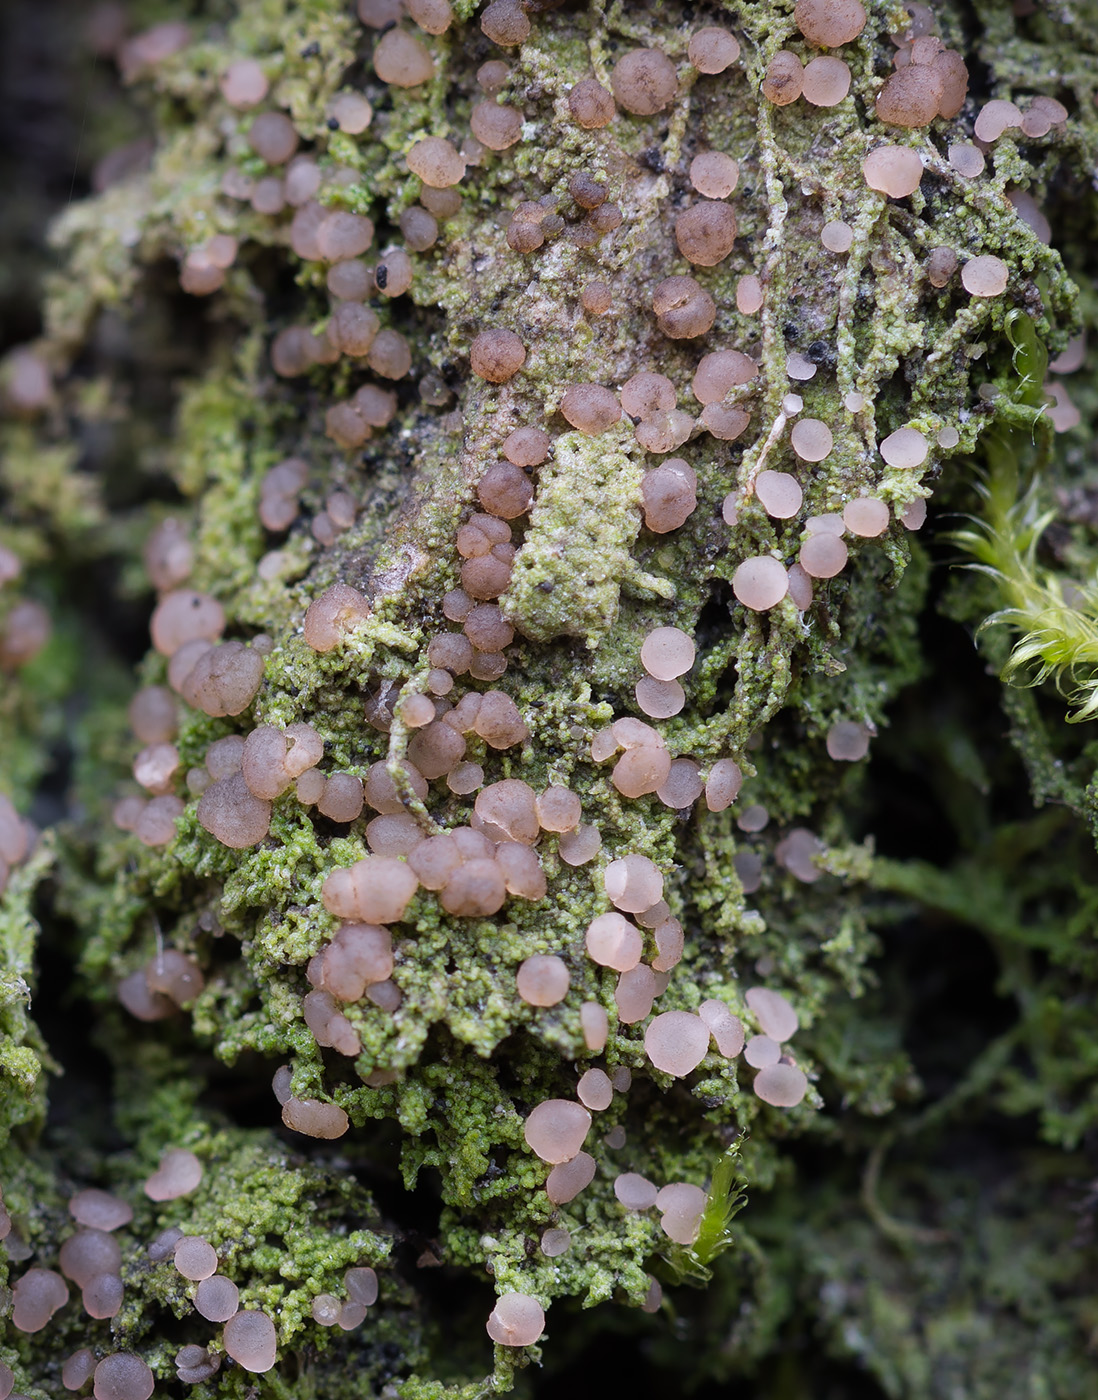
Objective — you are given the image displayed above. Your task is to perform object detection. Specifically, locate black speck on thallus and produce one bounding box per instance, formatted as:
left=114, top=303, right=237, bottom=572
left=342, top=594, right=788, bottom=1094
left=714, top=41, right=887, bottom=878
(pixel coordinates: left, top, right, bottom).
left=807, top=339, right=836, bottom=369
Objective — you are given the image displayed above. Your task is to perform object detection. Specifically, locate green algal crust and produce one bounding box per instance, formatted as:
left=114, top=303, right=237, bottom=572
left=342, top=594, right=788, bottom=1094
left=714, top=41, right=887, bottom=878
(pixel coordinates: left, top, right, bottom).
left=0, top=838, right=56, bottom=1141
left=0, top=1098, right=418, bottom=1397
left=2, top=0, right=1098, bottom=1396
left=503, top=425, right=672, bottom=647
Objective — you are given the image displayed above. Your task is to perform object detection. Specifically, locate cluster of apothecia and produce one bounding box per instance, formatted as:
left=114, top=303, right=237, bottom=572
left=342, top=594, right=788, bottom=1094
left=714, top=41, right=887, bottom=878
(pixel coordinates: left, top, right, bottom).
left=1, top=0, right=1082, bottom=1378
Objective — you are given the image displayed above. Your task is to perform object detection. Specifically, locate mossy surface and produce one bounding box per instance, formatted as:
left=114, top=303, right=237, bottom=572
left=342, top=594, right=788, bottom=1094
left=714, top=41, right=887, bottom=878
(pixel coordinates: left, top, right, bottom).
left=2, top=1, right=1098, bottom=1397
